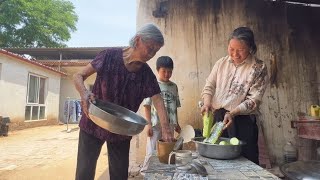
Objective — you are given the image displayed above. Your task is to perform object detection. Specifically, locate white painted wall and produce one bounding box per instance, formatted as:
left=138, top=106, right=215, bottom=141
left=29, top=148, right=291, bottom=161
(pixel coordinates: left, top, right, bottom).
left=58, top=66, right=96, bottom=123
left=0, top=54, right=61, bottom=126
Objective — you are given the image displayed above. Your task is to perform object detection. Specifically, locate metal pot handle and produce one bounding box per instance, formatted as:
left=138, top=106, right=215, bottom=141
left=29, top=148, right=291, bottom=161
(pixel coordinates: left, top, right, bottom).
left=168, top=151, right=176, bottom=165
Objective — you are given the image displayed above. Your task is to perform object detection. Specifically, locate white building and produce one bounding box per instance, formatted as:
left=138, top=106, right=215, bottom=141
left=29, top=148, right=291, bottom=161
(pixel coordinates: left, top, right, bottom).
left=0, top=49, right=66, bottom=130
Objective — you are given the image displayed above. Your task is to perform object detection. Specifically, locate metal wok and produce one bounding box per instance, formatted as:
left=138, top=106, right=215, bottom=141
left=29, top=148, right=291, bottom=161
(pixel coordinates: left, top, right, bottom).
left=88, top=99, right=148, bottom=136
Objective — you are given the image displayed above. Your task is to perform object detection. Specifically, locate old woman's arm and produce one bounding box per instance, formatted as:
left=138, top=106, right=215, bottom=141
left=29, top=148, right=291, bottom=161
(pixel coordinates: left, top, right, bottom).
left=151, top=94, right=174, bottom=142
left=73, top=63, right=97, bottom=117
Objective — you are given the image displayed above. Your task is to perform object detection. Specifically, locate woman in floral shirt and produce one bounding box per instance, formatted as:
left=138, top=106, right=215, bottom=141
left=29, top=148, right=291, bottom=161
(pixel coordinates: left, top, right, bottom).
left=201, top=27, right=269, bottom=164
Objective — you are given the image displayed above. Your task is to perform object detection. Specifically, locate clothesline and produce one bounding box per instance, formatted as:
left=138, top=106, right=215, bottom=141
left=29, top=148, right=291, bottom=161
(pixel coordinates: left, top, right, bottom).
left=66, top=97, right=80, bottom=100
left=63, top=99, right=82, bottom=124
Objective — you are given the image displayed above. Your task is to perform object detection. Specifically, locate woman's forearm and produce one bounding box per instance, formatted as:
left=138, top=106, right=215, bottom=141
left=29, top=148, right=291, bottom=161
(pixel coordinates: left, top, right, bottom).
left=73, top=63, right=96, bottom=97
left=73, top=73, right=89, bottom=97
left=202, top=94, right=212, bottom=106
left=151, top=94, right=170, bottom=128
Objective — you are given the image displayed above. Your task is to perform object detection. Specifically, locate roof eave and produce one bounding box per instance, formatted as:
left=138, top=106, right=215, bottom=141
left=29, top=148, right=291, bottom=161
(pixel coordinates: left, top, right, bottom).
left=0, top=49, right=67, bottom=76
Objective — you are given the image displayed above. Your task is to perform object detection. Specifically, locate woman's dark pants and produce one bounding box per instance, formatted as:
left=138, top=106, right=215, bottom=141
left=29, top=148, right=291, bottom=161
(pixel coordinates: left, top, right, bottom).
left=214, top=109, right=259, bottom=165
left=75, top=130, right=131, bottom=180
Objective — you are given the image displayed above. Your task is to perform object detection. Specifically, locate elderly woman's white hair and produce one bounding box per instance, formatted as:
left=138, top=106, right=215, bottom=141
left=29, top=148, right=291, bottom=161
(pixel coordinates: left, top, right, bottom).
left=129, top=23, right=164, bottom=48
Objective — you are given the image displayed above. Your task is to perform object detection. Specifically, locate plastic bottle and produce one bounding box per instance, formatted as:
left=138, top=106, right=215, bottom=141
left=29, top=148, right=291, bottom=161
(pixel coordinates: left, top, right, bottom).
left=310, top=105, right=319, bottom=117
left=204, top=122, right=224, bottom=144
left=283, top=141, right=297, bottom=164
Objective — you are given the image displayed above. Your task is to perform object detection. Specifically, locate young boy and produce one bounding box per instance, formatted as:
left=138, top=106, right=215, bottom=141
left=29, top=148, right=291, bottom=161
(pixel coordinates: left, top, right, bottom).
left=141, top=56, right=181, bottom=171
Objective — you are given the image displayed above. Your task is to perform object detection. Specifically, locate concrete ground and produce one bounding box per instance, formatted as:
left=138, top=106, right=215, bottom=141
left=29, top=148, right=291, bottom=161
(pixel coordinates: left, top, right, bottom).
left=0, top=124, right=144, bottom=180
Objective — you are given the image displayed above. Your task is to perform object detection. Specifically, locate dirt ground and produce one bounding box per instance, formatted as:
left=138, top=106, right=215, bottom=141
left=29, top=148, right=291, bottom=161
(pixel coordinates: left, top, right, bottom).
left=0, top=124, right=144, bottom=180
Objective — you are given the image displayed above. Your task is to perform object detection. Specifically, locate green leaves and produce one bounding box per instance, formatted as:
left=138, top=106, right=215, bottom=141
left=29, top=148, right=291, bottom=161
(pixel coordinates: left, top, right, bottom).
left=0, top=0, right=78, bottom=47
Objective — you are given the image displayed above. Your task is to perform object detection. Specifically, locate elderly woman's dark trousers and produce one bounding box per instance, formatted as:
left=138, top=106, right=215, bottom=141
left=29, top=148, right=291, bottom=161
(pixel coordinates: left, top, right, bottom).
left=214, top=109, right=259, bottom=165
left=75, top=130, right=131, bottom=180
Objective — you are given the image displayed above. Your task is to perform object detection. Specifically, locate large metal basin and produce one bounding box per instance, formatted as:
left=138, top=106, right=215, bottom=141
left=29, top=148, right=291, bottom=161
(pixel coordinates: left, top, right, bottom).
left=88, top=99, right=148, bottom=136
left=192, top=137, right=246, bottom=160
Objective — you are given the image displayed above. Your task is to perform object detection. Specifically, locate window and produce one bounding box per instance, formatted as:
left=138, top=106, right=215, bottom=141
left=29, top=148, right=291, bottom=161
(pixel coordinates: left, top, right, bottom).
left=25, top=74, right=47, bottom=121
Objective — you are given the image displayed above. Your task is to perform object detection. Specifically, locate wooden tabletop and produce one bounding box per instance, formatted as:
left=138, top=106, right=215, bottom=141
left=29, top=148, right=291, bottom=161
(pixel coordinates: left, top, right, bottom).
left=291, top=118, right=320, bottom=140
left=143, top=155, right=280, bottom=179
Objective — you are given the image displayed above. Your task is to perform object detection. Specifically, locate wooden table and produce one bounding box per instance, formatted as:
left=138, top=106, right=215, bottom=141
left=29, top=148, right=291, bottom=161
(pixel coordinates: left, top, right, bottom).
left=291, top=117, right=320, bottom=140
left=291, top=118, right=320, bottom=161
left=143, top=155, right=280, bottom=179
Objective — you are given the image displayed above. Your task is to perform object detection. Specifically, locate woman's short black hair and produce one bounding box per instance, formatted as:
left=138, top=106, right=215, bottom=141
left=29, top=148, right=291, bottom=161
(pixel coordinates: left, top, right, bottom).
left=156, top=56, right=173, bottom=70
left=229, top=27, right=257, bottom=54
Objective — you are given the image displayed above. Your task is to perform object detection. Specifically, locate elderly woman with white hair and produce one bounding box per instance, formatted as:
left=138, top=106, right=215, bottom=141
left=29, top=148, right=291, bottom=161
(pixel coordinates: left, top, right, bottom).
left=73, top=23, right=174, bottom=180
left=201, top=27, right=269, bottom=164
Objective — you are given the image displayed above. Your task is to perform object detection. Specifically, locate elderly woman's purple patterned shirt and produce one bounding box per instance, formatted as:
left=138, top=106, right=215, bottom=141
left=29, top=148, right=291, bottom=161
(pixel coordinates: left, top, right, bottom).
left=79, top=48, right=160, bottom=142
